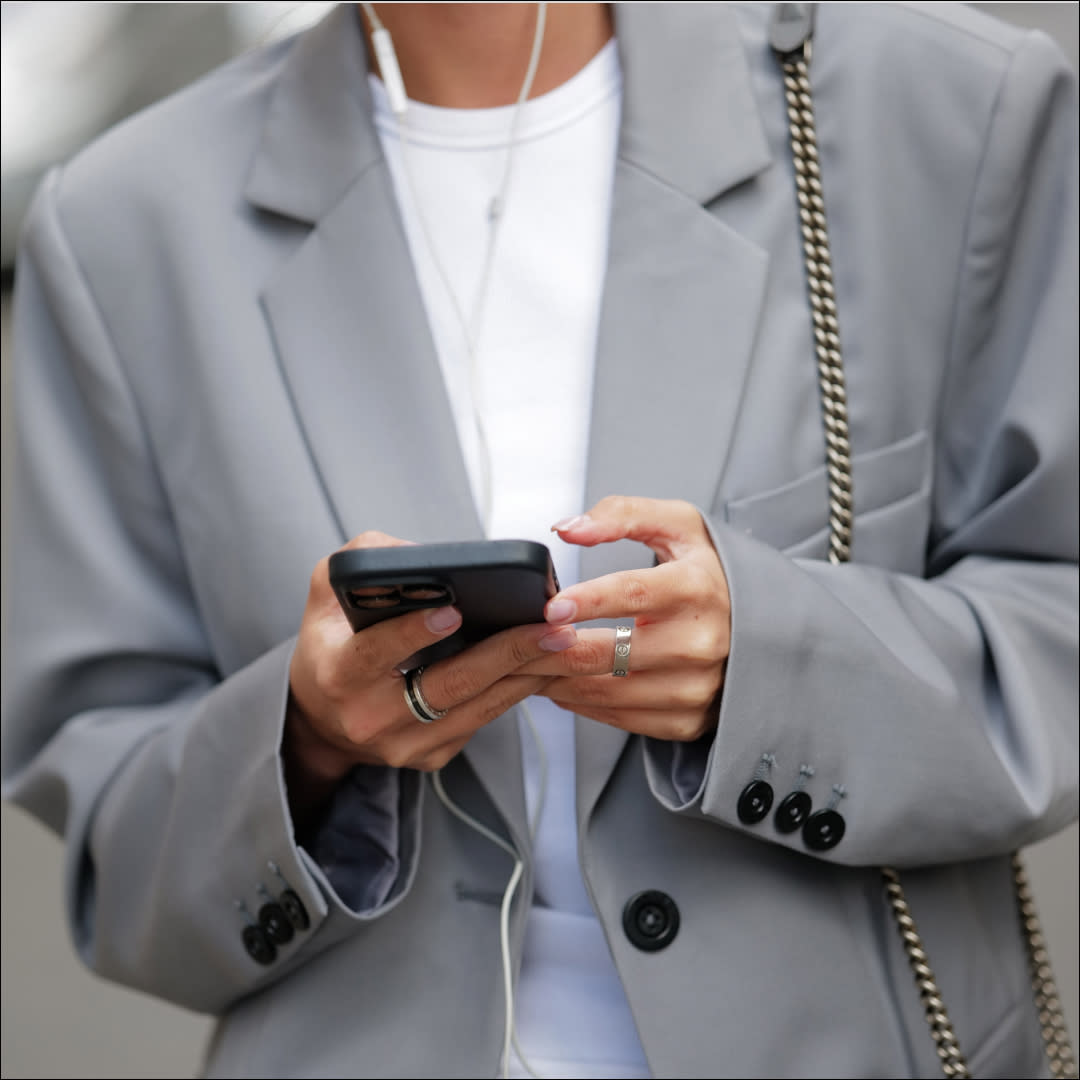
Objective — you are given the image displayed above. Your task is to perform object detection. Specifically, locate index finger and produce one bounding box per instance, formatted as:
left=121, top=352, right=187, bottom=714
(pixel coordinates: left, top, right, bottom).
left=414, top=620, right=577, bottom=713
left=544, top=559, right=708, bottom=625
left=551, top=496, right=709, bottom=562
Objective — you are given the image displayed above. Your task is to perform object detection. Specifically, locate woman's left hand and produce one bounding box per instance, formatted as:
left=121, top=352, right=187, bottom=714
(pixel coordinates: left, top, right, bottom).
left=523, top=496, right=731, bottom=741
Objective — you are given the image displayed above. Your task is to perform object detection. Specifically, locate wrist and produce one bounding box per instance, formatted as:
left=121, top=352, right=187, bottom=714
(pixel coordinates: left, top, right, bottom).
left=282, top=696, right=356, bottom=841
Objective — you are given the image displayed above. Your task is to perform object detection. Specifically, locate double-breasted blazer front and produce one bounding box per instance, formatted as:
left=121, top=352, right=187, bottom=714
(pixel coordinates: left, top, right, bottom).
left=3, top=3, right=1077, bottom=1077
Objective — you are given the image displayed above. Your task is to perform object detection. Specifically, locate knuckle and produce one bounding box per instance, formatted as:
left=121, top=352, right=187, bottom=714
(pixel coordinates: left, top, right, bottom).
left=596, top=494, right=630, bottom=518
left=310, top=556, right=330, bottom=592
left=685, top=624, right=724, bottom=666
left=669, top=713, right=707, bottom=742
left=672, top=673, right=713, bottom=710
left=339, top=709, right=376, bottom=747
left=670, top=680, right=698, bottom=710
left=542, top=681, right=570, bottom=708
left=506, top=631, right=541, bottom=668
left=475, top=700, right=507, bottom=727
left=351, top=530, right=395, bottom=549
left=312, top=650, right=346, bottom=701
left=438, top=664, right=481, bottom=707
left=699, top=666, right=724, bottom=700
left=681, top=559, right=712, bottom=595
left=490, top=681, right=529, bottom=717
left=580, top=707, right=618, bottom=729
left=423, top=743, right=464, bottom=772
left=677, top=559, right=722, bottom=607
left=674, top=499, right=702, bottom=530
left=566, top=639, right=607, bottom=674
left=480, top=676, right=543, bottom=721
left=574, top=677, right=610, bottom=706
left=380, top=742, right=415, bottom=770
left=621, top=576, right=651, bottom=614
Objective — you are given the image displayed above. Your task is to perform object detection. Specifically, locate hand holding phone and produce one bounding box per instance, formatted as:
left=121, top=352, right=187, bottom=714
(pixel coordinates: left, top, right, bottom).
left=329, top=539, right=560, bottom=668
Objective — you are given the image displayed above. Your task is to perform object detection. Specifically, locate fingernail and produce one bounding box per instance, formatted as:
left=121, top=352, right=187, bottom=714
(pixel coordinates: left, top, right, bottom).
left=546, top=597, right=577, bottom=624
left=424, top=606, right=461, bottom=633
left=551, top=514, right=589, bottom=532
left=539, top=626, right=577, bottom=652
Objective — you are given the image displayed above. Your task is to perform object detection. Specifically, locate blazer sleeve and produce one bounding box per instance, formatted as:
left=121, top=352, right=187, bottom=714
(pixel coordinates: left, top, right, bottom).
left=0, top=170, right=424, bottom=1014
left=644, top=29, right=1079, bottom=868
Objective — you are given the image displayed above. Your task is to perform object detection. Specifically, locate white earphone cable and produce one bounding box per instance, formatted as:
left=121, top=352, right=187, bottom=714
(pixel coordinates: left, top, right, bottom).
left=363, top=1, right=548, bottom=537
left=361, top=7, right=551, bottom=1076
left=431, top=703, right=548, bottom=1080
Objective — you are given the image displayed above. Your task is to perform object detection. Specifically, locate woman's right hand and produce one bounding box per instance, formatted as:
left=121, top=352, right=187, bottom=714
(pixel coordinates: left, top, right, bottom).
left=283, top=531, right=577, bottom=830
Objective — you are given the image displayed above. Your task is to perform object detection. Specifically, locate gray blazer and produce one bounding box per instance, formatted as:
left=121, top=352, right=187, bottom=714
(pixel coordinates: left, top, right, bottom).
left=2, top=4, right=1077, bottom=1077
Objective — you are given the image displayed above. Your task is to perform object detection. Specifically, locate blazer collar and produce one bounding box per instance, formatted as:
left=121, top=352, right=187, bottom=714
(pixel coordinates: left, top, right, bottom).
left=243, top=3, right=381, bottom=222
left=613, top=2, right=771, bottom=202
left=244, top=3, right=771, bottom=223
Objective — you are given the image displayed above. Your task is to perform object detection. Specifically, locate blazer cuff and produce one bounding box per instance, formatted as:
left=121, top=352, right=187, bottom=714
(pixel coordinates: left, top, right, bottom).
left=643, top=733, right=713, bottom=810
left=304, top=764, right=422, bottom=914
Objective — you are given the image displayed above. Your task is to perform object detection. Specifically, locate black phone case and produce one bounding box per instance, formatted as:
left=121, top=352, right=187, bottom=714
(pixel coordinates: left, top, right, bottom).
left=328, top=539, right=559, bottom=667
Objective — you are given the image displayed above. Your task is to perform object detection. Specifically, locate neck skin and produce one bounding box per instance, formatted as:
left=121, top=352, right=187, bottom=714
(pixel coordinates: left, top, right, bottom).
left=358, top=3, right=614, bottom=109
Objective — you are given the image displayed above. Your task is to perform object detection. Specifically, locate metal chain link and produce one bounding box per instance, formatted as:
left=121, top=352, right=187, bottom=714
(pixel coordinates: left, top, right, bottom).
left=880, top=867, right=971, bottom=1078
left=1013, top=854, right=1080, bottom=1078
left=775, top=29, right=1077, bottom=1080
left=777, top=46, right=853, bottom=566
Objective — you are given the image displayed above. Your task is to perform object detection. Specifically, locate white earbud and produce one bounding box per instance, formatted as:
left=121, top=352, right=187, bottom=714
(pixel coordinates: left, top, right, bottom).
left=370, top=26, right=408, bottom=118
left=362, top=4, right=407, bottom=118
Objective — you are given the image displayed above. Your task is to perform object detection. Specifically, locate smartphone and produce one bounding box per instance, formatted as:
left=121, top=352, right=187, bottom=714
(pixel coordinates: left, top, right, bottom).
left=328, top=539, right=560, bottom=667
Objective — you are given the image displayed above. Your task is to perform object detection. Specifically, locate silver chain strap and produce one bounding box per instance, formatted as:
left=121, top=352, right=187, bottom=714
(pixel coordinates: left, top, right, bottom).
left=770, top=6, right=1077, bottom=1077
left=880, top=866, right=971, bottom=1077
left=775, top=41, right=854, bottom=566
left=1013, top=853, right=1080, bottom=1078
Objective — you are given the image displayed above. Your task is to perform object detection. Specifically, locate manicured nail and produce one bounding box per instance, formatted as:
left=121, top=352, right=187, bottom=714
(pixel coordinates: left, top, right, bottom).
left=546, top=597, right=577, bottom=624
left=424, top=606, right=461, bottom=633
left=539, top=626, right=577, bottom=652
left=551, top=514, right=590, bottom=532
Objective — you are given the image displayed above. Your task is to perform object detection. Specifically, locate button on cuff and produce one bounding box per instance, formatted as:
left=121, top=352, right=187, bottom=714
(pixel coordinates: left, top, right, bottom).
left=279, top=888, right=310, bottom=930
left=775, top=790, right=812, bottom=833
left=737, top=779, right=774, bottom=824
left=803, top=808, right=846, bottom=851
left=259, top=901, right=295, bottom=945
left=242, top=923, right=277, bottom=965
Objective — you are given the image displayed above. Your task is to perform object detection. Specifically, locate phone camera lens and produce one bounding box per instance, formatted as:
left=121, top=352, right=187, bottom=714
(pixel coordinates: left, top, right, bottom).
left=350, top=587, right=401, bottom=609
left=400, top=585, right=450, bottom=602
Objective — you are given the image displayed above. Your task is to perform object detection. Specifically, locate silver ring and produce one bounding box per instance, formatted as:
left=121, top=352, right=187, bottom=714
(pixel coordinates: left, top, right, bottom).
left=403, top=666, right=448, bottom=724
left=612, top=624, right=632, bottom=677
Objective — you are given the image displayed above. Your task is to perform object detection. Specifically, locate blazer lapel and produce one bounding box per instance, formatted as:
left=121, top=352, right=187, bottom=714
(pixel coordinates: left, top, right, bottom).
left=259, top=181, right=481, bottom=544
left=250, top=8, right=480, bottom=547
left=576, top=4, right=774, bottom=822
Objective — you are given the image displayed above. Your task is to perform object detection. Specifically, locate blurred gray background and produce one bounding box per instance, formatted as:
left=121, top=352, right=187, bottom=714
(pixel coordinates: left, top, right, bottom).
left=2, top=4, right=1077, bottom=1077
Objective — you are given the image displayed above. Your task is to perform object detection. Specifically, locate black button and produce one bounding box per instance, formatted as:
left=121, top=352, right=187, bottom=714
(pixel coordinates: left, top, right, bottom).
left=803, top=809, right=846, bottom=851
left=279, top=889, right=310, bottom=931
left=622, top=890, right=680, bottom=952
left=242, top=924, right=276, bottom=965
left=775, top=790, right=812, bottom=833
left=737, top=779, right=774, bottom=824
left=259, top=902, right=295, bottom=945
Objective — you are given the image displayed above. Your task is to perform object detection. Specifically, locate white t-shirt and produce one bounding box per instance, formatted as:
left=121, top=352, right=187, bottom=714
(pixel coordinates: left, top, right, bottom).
left=370, top=39, right=650, bottom=1079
